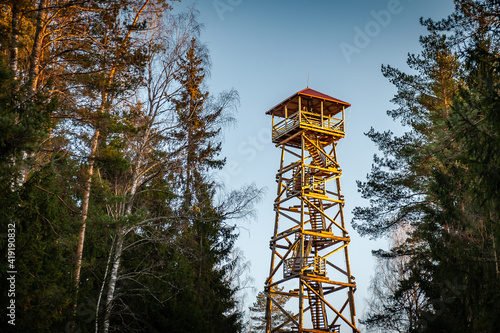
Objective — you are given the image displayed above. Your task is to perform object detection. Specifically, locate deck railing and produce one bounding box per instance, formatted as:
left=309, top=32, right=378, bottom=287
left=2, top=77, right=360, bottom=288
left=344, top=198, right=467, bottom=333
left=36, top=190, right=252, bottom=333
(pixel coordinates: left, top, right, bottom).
left=283, top=257, right=326, bottom=277
left=286, top=169, right=327, bottom=196
left=272, top=109, right=344, bottom=140
left=284, top=256, right=327, bottom=277
left=272, top=111, right=300, bottom=140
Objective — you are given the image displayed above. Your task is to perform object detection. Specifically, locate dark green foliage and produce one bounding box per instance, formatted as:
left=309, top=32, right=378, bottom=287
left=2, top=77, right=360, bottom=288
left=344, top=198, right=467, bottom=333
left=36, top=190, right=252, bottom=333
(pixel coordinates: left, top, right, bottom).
left=15, top=160, right=80, bottom=330
left=417, top=38, right=500, bottom=333
left=0, top=156, right=81, bottom=331
left=0, top=52, right=67, bottom=331
left=354, top=1, right=500, bottom=332
left=0, top=58, right=53, bottom=181
left=0, top=2, right=251, bottom=332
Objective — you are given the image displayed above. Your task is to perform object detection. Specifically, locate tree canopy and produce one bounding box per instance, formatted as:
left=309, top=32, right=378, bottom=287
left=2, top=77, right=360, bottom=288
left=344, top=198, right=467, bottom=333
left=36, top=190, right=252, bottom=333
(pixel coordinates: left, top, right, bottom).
left=0, top=1, right=260, bottom=332
left=354, top=1, right=500, bottom=332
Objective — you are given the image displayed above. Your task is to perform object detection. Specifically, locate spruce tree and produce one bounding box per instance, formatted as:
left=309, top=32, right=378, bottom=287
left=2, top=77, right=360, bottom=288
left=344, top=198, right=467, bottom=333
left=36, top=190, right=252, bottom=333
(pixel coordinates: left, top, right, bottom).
left=170, top=37, right=243, bottom=333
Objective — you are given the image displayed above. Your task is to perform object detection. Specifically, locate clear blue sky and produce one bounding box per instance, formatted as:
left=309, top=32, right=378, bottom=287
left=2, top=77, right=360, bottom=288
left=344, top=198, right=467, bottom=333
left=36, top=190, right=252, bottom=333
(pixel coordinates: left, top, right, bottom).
left=177, top=0, right=455, bottom=329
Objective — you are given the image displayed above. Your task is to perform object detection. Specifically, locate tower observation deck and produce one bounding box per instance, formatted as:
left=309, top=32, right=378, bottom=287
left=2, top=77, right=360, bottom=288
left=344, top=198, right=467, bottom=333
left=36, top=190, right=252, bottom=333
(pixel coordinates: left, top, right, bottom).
left=264, top=88, right=359, bottom=333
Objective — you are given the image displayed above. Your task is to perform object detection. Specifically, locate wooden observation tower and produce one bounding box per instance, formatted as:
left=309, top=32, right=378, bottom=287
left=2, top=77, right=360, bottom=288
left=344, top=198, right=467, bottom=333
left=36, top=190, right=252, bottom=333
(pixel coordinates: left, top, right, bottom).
left=264, top=88, right=358, bottom=333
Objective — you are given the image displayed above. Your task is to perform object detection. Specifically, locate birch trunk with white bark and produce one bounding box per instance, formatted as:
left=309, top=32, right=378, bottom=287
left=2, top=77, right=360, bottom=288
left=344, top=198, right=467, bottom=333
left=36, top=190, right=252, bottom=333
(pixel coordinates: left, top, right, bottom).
left=9, top=1, right=19, bottom=81
left=101, top=167, right=142, bottom=333
left=73, top=0, right=152, bottom=300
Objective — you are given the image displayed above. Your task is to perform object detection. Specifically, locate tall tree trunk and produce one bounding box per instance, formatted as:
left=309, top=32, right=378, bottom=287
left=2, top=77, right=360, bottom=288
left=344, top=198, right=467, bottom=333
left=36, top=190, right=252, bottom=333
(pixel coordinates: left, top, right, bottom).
left=493, top=234, right=499, bottom=277
left=101, top=167, right=141, bottom=332
left=95, top=235, right=116, bottom=333
left=27, top=0, right=48, bottom=99
left=10, top=0, right=20, bottom=80
left=73, top=1, right=151, bottom=299
left=96, top=161, right=141, bottom=331
left=14, top=0, right=49, bottom=188
left=9, top=1, right=22, bottom=189
left=102, top=230, right=125, bottom=333
left=10, top=0, right=48, bottom=188
left=74, top=129, right=100, bottom=290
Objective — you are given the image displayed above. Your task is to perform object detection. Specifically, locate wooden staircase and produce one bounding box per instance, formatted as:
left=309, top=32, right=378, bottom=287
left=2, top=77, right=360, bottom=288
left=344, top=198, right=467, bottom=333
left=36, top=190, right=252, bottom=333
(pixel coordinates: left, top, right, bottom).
left=309, top=197, right=325, bottom=231
left=307, top=198, right=331, bottom=251
left=304, top=139, right=327, bottom=168
left=307, top=281, right=328, bottom=330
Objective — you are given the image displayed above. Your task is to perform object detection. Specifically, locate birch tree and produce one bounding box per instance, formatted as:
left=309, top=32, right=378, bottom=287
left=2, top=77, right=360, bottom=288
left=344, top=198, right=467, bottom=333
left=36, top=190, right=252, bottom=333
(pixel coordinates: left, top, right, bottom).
left=361, top=225, right=427, bottom=333
left=93, top=16, right=261, bottom=331
left=68, top=0, right=170, bottom=300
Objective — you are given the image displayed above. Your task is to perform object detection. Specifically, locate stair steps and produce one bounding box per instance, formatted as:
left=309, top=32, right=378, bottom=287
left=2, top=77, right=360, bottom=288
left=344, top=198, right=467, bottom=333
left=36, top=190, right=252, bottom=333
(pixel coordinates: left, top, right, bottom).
left=309, top=197, right=325, bottom=231
left=307, top=281, right=328, bottom=330
left=304, top=140, right=327, bottom=169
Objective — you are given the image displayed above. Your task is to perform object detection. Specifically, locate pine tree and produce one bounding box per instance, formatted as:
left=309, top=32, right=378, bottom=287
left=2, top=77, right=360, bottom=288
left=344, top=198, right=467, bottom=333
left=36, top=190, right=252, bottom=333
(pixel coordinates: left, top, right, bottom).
left=354, top=1, right=500, bottom=332
left=249, top=287, right=292, bottom=333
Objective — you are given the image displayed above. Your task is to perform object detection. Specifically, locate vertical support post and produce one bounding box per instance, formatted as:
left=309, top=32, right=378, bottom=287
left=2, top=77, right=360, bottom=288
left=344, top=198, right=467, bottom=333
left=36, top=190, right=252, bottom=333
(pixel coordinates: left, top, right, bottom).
left=300, top=133, right=305, bottom=273
left=272, top=115, right=275, bottom=140
left=298, top=96, right=301, bottom=123
left=334, top=142, right=357, bottom=332
left=321, top=100, right=324, bottom=128
left=342, top=106, right=345, bottom=132
left=284, top=106, right=288, bottom=132
left=299, top=133, right=305, bottom=332
left=299, top=280, right=304, bottom=331
left=266, top=145, right=286, bottom=333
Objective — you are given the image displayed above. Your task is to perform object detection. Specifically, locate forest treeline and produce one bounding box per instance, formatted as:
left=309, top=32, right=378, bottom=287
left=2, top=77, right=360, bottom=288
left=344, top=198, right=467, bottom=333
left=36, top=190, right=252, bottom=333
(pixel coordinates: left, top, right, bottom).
left=354, top=1, right=500, bottom=332
left=0, top=1, right=260, bottom=332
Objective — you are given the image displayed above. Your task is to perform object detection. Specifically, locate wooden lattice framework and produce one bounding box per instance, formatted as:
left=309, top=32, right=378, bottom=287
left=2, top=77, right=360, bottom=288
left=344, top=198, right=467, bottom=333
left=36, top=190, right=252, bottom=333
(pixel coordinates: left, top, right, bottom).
left=264, top=88, right=359, bottom=333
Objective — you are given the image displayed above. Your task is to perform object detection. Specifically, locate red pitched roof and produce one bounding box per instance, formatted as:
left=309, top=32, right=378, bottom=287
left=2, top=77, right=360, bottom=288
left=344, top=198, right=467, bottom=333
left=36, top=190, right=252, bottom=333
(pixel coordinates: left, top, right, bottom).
left=265, top=88, right=350, bottom=117
left=296, top=88, right=350, bottom=106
